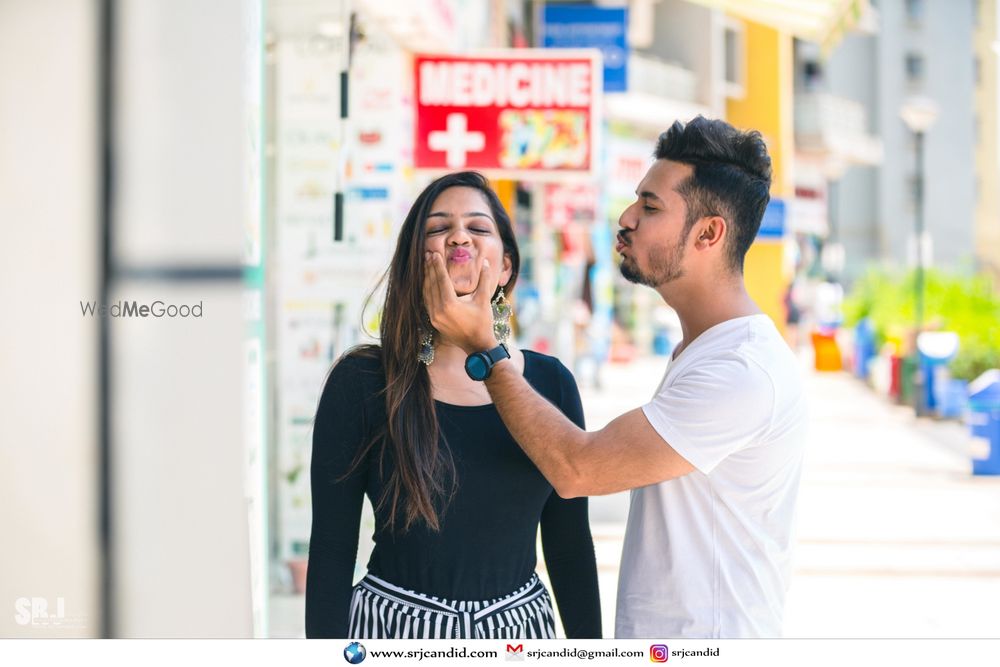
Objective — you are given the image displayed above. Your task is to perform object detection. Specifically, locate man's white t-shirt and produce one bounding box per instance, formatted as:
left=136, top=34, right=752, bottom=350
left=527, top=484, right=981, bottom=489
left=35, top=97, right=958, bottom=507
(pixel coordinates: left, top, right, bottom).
left=615, top=314, right=808, bottom=638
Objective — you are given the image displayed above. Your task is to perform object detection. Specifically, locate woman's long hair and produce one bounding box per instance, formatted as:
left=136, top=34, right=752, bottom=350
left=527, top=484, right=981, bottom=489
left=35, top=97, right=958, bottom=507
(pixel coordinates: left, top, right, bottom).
left=343, top=172, right=520, bottom=532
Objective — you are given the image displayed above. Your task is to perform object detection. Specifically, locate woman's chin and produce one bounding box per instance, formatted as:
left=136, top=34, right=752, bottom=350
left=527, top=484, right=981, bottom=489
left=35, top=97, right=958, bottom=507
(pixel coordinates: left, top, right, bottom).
left=447, top=266, right=475, bottom=281
left=450, top=277, right=475, bottom=295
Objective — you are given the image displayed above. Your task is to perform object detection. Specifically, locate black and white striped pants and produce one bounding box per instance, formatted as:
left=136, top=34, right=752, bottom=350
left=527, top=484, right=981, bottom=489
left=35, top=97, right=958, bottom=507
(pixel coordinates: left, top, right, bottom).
left=348, top=572, right=558, bottom=639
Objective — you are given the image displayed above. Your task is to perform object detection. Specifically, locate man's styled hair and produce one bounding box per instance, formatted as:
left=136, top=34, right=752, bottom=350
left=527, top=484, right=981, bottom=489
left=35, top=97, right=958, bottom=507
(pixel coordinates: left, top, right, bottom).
left=654, top=116, right=772, bottom=273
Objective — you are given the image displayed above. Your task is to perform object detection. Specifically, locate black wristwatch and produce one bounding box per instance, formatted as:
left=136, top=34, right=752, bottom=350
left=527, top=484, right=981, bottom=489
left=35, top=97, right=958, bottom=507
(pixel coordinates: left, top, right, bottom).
left=464, top=344, right=510, bottom=381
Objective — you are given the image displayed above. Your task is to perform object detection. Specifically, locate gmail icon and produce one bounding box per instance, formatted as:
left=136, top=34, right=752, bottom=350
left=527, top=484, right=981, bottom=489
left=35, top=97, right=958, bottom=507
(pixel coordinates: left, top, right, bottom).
left=505, top=644, right=524, bottom=661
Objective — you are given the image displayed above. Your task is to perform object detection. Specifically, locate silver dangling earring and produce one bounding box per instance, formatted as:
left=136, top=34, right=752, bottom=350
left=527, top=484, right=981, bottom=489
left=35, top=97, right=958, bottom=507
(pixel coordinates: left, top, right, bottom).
left=417, top=326, right=435, bottom=365
left=491, top=287, right=512, bottom=347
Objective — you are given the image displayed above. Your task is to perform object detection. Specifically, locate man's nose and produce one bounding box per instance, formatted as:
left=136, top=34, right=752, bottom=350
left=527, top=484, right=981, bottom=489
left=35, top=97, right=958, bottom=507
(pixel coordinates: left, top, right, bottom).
left=618, top=202, right=639, bottom=230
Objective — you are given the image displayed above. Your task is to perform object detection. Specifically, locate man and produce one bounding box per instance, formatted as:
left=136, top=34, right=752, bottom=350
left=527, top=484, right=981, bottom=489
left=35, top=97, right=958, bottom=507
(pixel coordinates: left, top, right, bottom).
left=423, top=116, right=808, bottom=638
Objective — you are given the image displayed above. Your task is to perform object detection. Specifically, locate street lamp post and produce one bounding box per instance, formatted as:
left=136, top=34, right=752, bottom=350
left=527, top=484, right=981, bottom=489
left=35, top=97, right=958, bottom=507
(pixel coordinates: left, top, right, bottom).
left=900, top=96, right=939, bottom=414
left=912, top=128, right=926, bottom=331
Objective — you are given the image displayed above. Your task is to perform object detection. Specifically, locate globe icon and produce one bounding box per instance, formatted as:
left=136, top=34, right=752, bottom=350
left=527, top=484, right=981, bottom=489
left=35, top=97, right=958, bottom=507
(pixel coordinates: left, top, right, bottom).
left=344, top=642, right=367, bottom=664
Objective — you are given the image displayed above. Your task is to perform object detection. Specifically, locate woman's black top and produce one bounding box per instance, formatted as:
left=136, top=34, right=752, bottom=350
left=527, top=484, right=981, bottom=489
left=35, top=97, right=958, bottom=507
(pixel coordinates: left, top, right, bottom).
left=305, top=349, right=602, bottom=638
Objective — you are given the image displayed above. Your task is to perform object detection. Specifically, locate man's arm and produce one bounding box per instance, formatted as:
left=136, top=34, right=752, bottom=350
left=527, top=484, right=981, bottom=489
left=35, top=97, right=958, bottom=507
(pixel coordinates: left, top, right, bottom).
left=484, top=360, right=694, bottom=497
left=422, top=252, right=694, bottom=497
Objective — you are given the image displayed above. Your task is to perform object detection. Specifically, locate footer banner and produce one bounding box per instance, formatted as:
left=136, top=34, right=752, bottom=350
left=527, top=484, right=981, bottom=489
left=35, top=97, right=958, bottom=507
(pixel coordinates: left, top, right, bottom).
left=2, top=638, right=997, bottom=666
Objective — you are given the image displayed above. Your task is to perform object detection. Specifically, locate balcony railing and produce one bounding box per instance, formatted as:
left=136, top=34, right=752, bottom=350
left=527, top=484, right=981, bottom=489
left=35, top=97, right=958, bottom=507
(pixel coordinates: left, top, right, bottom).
left=627, top=53, right=698, bottom=104
left=795, top=92, right=882, bottom=165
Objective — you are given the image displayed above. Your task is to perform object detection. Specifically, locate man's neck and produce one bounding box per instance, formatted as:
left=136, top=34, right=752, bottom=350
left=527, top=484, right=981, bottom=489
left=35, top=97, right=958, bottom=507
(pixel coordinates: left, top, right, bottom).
left=658, top=275, right=762, bottom=358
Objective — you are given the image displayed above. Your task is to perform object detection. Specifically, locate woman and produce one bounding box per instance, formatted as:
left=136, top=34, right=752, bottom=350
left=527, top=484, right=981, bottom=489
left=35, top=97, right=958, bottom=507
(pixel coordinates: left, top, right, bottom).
left=305, top=171, right=601, bottom=639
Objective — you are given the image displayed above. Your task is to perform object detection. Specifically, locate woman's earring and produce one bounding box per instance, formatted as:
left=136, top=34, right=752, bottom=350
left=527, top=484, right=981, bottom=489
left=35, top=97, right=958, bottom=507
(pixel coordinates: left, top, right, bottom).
left=417, top=327, right=435, bottom=365
left=491, top=287, right=512, bottom=347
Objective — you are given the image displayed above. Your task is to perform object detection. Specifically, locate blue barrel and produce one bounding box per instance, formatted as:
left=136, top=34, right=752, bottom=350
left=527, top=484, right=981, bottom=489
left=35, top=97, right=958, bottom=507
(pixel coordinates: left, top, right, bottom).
left=917, top=332, right=959, bottom=413
left=968, top=370, right=1000, bottom=476
left=853, top=318, right=876, bottom=380
left=934, top=377, right=968, bottom=420
left=652, top=328, right=672, bottom=356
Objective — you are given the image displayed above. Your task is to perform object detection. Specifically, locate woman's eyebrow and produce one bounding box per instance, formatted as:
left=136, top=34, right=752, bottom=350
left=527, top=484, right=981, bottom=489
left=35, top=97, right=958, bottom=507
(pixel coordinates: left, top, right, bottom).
left=426, top=211, right=495, bottom=220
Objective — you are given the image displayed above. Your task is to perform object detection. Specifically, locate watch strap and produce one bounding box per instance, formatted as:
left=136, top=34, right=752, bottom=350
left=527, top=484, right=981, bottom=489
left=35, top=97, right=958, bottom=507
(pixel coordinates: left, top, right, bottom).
left=485, top=343, right=510, bottom=365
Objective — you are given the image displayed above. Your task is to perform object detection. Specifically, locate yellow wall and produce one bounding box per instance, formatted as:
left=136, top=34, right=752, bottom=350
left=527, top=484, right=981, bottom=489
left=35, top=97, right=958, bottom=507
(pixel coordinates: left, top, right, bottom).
left=726, top=18, right=794, bottom=335
left=493, top=178, right=516, bottom=219
left=743, top=241, right=787, bottom=332
left=725, top=20, right=793, bottom=197
left=974, top=0, right=1000, bottom=279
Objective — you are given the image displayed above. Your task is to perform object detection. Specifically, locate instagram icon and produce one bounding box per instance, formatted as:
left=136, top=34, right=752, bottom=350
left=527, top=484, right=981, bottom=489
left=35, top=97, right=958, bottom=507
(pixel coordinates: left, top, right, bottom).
left=650, top=644, right=669, bottom=662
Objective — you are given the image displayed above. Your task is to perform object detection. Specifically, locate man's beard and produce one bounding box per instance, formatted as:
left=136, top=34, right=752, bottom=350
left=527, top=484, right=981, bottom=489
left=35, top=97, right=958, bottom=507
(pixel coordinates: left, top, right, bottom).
left=619, top=239, right=686, bottom=287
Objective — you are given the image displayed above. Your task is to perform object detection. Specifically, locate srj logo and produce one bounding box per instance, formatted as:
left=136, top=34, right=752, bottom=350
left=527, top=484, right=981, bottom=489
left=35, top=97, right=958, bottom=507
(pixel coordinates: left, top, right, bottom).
left=14, top=597, right=66, bottom=626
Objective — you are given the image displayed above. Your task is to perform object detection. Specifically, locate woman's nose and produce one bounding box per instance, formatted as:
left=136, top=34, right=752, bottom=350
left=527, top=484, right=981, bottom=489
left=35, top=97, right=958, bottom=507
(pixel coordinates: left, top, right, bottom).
left=447, top=227, right=472, bottom=245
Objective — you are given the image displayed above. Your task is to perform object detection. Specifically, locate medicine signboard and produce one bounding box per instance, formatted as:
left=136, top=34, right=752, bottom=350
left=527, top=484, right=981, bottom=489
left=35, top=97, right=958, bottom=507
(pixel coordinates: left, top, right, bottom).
left=413, top=50, right=601, bottom=178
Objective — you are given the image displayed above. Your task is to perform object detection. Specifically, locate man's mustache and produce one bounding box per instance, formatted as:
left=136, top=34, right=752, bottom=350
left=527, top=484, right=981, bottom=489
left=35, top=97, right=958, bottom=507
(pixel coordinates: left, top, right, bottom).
left=617, top=230, right=632, bottom=246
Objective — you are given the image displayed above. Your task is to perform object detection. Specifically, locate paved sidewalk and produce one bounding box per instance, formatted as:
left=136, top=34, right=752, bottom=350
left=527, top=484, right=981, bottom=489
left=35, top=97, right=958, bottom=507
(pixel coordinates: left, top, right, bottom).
left=784, top=370, right=1000, bottom=637
left=569, top=356, right=1000, bottom=638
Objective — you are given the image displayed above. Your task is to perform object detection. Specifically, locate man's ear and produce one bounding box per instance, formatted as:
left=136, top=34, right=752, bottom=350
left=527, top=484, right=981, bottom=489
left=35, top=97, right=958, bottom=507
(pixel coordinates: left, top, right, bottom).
left=695, top=216, right=727, bottom=249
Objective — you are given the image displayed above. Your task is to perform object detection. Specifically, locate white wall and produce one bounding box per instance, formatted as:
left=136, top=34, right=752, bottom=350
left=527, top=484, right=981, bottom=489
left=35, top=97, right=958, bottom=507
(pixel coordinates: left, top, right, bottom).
left=0, top=0, right=100, bottom=639
left=112, top=0, right=252, bottom=637
left=0, top=0, right=257, bottom=638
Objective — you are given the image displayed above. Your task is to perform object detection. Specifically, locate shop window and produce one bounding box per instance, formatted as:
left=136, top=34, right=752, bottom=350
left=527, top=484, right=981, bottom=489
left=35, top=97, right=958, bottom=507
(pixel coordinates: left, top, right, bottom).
left=905, top=52, right=925, bottom=88
left=803, top=60, right=823, bottom=91
left=723, top=17, right=745, bottom=98
left=905, top=0, right=925, bottom=26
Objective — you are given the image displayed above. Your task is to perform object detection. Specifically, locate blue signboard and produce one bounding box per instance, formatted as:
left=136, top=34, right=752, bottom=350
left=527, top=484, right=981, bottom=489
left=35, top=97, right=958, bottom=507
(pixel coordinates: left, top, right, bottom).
left=757, top=199, right=786, bottom=239
left=541, top=5, right=628, bottom=93
left=349, top=187, right=390, bottom=201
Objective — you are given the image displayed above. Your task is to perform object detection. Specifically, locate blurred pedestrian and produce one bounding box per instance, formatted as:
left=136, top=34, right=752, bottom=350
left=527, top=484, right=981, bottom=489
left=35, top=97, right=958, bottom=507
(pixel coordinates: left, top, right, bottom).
left=784, top=279, right=803, bottom=348
left=814, top=273, right=844, bottom=330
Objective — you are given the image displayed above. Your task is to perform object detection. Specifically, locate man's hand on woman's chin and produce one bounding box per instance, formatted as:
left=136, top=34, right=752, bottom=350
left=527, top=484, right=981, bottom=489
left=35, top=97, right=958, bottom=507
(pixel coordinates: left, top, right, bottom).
left=424, top=251, right=498, bottom=354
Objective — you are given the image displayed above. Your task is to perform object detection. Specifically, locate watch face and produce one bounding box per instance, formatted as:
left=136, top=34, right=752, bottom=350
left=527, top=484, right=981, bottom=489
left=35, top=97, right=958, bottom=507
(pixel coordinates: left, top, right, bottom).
left=465, top=353, right=490, bottom=381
